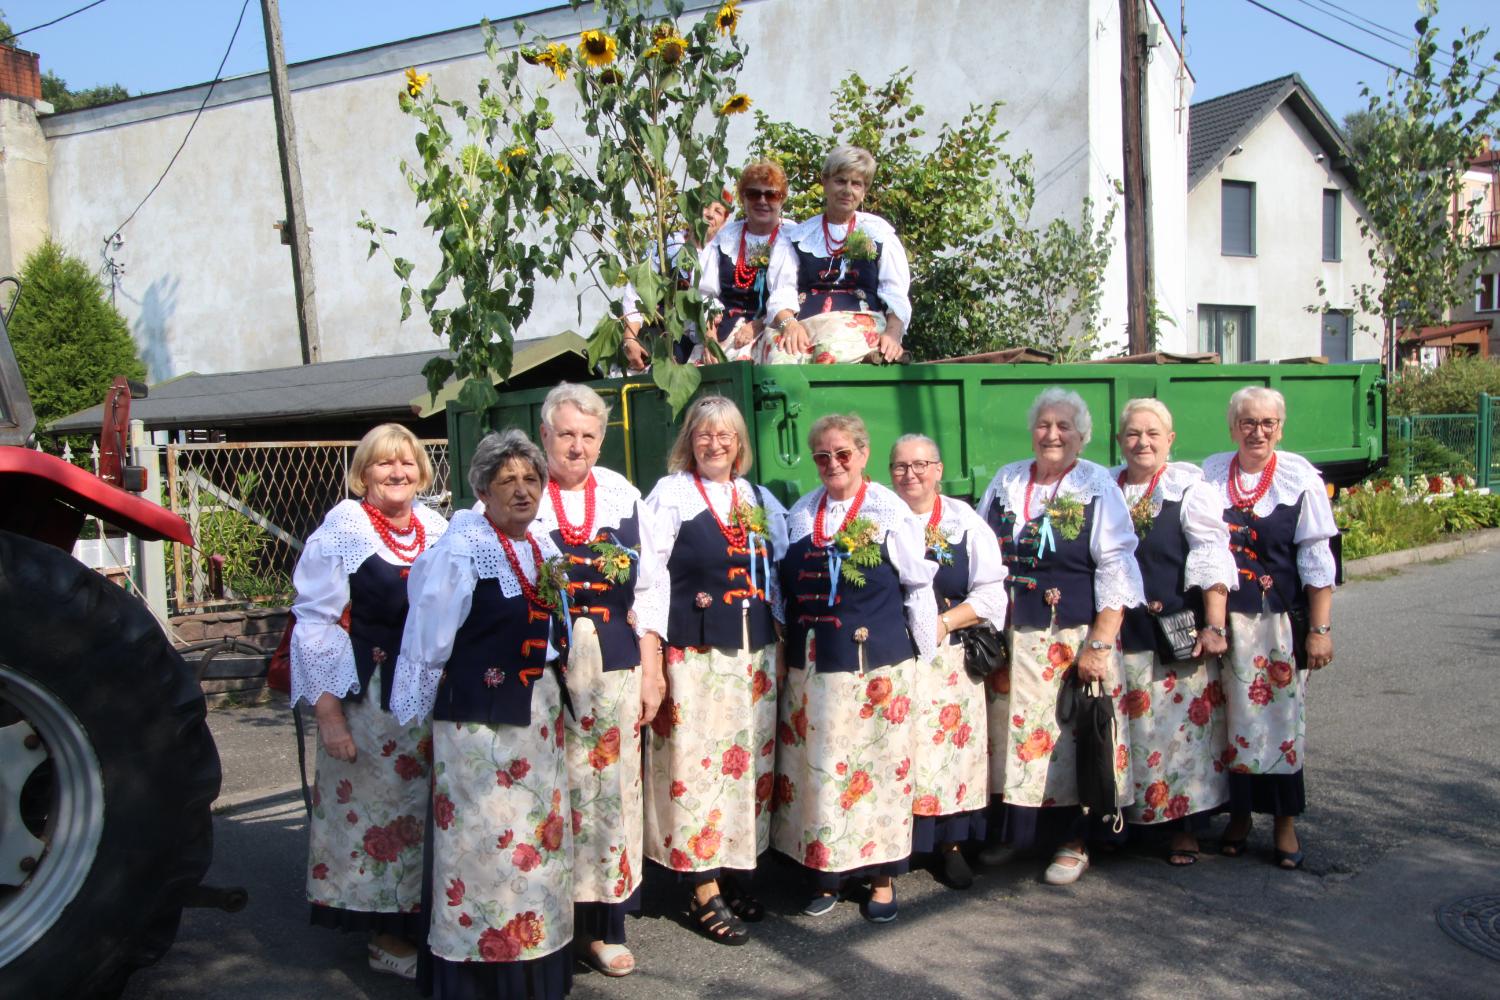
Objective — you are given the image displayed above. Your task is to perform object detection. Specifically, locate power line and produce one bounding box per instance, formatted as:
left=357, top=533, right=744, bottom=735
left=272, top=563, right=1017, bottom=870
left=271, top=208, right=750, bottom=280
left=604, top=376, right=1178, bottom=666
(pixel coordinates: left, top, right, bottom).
left=1239, top=0, right=1408, bottom=77
left=0, top=0, right=111, bottom=46
left=1305, top=0, right=1413, bottom=48
left=1292, top=0, right=1412, bottom=54
left=104, top=0, right=253, bottom=243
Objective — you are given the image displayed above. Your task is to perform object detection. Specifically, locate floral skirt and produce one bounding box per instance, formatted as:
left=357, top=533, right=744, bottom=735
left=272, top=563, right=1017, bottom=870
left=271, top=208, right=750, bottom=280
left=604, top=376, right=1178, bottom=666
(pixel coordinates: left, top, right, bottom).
left=306, top=670, right=428, bottom=921
left=771, top=640, right=916, bottom=876
left=757, top=310, right=885, bottom=365
left=911, top=642, right=988, bottom=846
left=563, top=619, right=643, bottom=907
left=1222, top=611, right=1305, bottom=777
left=428, top=671, right=572, bottom=967
left=991, top=625, right=1132, bottom=810
left=1119, top=648, right=1230, bottom=825
left=644, top=638, right=778, bottom=875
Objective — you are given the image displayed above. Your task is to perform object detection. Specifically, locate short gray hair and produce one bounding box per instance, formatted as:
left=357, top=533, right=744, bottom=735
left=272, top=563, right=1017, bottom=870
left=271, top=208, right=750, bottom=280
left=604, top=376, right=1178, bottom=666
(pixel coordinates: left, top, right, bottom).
left=541, top=382, right=610, bottom=431
left=468, top=429, right=548, bottom=498
left=809, top=412, right=870, bottom=452
left=1226, top=386, right=1286, bottom=427
left=1028, top=387, right=1093, bottom=445
left=1118, top=398, right=1175, bottom=435
left=889, top=433, right=940, bottom=464
left=822, top=144, right=876, bottom=185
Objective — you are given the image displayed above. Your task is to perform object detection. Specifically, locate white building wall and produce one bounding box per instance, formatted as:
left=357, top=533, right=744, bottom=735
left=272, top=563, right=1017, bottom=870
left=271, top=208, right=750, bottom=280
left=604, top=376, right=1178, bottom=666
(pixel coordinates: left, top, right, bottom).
left=42, top=0, right=1181, bottom=380
left=1186, top=102, right=1379, bottom=361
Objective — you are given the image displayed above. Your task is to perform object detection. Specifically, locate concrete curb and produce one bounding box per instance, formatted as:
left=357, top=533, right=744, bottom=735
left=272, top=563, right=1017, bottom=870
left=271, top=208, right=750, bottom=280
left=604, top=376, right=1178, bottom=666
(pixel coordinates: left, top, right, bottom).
left=212, top=784, right=304, bottom=817
left=1343, top=526, right=1500, bottom=579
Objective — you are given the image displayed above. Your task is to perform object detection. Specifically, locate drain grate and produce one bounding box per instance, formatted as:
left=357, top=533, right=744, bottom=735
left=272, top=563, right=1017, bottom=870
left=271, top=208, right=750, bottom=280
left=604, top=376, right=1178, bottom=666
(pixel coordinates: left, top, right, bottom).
left=1436, top=894, right=1500, bottom=962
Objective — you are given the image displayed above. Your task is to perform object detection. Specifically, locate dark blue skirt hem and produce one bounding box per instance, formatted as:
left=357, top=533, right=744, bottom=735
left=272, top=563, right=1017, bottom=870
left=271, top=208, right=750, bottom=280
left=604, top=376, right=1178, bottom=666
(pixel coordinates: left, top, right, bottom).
left=575, top=886, right=642, bottom=946
left=912, top=810, right=988, bottom=853
left=1227, top=770, right=1306, bottom=817
left=308, top=903, right=422, bottom=938
left=424, top=946, right=573, bottom=1000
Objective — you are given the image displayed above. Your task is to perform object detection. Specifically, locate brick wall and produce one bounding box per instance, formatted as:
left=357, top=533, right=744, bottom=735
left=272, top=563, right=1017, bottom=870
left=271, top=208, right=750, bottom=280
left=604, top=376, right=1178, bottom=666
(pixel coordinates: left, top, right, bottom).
left=0, top=45, right=41, bottom=104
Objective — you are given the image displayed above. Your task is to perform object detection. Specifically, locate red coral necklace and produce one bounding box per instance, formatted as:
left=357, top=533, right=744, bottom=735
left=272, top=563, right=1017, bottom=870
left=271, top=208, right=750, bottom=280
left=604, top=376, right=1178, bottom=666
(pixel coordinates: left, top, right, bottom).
left=812, top=480, right=867, bottom=547
left=1116, top=463, right=1166, bottom=498
left=822, top=212, right=855, bottom=257
left=1228, top=453, right=1277, bottom=510
left=694, top=473, right=746, bottom=546
left=927, top=494, right=943, bottom=532
left=549, top=474, right=596, bottom=546
left=1023, top=462, right=1077, bottom=521
left=361, top=501, right=426, bottom=563
left=732, top=223, right=779, bottom=290
left=487, top=515, right=553, bottom=610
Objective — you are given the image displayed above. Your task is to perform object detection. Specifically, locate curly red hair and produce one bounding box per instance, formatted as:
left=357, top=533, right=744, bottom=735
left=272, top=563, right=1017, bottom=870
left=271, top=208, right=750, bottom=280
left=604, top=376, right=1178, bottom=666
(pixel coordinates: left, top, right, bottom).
left=736, top=160, right=788, bottom=202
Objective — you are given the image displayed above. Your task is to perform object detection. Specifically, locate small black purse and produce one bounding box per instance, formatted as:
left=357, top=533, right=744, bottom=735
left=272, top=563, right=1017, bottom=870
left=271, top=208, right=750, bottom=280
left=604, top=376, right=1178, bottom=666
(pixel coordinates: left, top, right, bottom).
left=1057, top=676, right=1120, bottom=825
left=959, top=622, right=1007, bottom=682
left=1151, top=607, right=1201, bottom=662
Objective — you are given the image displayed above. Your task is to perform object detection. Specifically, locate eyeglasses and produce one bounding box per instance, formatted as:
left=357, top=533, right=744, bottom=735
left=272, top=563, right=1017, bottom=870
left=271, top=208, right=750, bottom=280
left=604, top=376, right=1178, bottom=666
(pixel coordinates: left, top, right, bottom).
left=812, top=448, right=857, bottom=468
left=1236, top=418, right=1282, bottom=434
left=890, top=460, right=939, bottom=476
left=693, top=431, right=737, bottom=446
left=742, top=188, right=784, bottom=202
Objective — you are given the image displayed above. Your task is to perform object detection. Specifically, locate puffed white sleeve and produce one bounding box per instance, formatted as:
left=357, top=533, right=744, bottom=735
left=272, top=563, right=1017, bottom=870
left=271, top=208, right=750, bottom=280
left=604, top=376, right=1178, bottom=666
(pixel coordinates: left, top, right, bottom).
left=877, top=232, right=913, bottom=327
left=391, top=542, right=477, bottom=725
left=1180, top=480, right=1238, bottom=593
left=763, top=236, right=800, bottom=319
left=289, top=534, right=358, bottom=708
left=1089, top=489, right=1147, bottom=612
left=630, top=498, right=670, bottom=639
left=887, top=517, right=940, bottom=659
left=1294, top=484, right=1339, bottom=590
left=962, top=519, right=1009, bottom=628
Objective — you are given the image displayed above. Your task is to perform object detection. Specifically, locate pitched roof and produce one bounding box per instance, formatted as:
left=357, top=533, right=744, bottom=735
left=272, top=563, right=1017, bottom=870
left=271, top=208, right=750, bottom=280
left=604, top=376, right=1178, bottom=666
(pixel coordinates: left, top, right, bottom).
left=1188, top=73, right=1354, bottom=189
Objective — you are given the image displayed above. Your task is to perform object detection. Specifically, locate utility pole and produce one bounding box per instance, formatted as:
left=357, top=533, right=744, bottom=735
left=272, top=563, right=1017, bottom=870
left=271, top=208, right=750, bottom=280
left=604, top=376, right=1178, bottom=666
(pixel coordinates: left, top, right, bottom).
left=260, top=0, right=321, bottom=364
left=1120, top=0, right=1152, bottom=355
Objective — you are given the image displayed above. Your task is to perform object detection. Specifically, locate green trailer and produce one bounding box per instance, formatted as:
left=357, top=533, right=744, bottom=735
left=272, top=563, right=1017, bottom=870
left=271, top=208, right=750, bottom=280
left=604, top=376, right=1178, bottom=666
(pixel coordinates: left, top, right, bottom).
left=447, top=360, right=1385, bottom=507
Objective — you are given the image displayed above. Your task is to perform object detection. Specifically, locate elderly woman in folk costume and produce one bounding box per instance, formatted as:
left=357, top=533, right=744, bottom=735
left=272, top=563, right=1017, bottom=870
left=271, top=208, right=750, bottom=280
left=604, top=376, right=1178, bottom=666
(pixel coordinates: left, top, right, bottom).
left=773, top=413, right=938, bottom=923
left=1202, top=387, right=1336, bottom=870
left=641, top=396, right=788, bottom=945
left=621, top=190, right=733, bottom=371
left=290, top=423, right=447, bottom=980
left=888, top=434, right=1008, bottom=891
left=533, top=383, right=666, bottom=977
left=762, top=145, right=912, bottom=366
left=977, top=388, right=1145, bottom=886
left=697, top=160, right=803, bottom=364
left=1110, top=399, right=1236, bottom=866
left=391, top=430, right=573, bottom=999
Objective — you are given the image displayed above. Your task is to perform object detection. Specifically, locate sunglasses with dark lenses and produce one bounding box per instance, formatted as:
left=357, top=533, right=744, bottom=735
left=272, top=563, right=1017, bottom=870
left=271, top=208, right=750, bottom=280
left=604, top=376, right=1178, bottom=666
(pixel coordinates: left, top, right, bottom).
left=743, top=188, right=783, bottom=202
left=812, top=448, right=856, bottom=467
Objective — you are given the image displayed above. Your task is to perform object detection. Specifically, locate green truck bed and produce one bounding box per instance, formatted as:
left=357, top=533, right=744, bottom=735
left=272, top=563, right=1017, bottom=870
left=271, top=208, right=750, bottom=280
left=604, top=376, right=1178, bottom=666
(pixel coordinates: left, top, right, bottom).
left=448, top=360, right=1385, bottom=507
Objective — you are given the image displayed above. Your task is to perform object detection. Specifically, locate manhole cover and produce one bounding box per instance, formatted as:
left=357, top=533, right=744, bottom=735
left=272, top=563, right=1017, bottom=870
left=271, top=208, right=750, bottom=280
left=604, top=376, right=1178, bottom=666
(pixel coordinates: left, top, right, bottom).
left=1436, top=894, right=1500, bottom=962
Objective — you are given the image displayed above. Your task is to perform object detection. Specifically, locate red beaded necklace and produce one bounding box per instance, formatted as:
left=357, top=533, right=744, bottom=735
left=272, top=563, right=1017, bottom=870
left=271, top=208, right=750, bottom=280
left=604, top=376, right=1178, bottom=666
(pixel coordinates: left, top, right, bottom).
left=732, top=223, right=779, bottom=290
left=1023, top=461, right=1077, bottom=521
left=361, top=501, right=426, bottom=563
left=548, top=473, right=596, bottom=546
left=487, top=515, right=554, bottom=611
left=1116, top=463, right=1167, bottom=498
left=694, top=473, right=746, bottom=547
left=926, top=494, right=943, bottom=532
left=812, top=480, right=868, bottom=547
left=822, top=212, right=855, bottom=257
left=1228, top=453, right=1277, bottom=510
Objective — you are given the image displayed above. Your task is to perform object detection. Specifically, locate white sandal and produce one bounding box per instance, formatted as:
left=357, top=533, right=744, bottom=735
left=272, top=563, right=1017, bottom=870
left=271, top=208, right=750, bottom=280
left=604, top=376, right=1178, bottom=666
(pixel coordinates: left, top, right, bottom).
left=579, top=941, right=635, bottom=977
left=367, top=943, right=418, bottom=980
left=1043, top=847, right=1090, bottom=886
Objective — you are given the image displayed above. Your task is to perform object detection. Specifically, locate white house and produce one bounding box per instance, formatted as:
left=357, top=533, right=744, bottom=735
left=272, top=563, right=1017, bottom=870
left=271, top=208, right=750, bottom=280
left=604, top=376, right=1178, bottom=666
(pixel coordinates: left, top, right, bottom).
left=1185, top=74, right=1379, bottom=362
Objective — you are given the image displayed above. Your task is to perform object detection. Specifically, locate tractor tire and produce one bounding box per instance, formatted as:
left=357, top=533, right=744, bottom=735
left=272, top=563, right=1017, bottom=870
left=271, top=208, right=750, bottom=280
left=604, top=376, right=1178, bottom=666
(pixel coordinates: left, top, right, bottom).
left=0, top=529, right=220, bottom=999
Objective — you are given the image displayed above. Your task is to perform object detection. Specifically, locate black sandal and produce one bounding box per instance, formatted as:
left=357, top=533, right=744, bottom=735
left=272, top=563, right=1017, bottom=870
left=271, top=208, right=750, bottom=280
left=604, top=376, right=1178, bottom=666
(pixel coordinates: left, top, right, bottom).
left=721, top=875, right=764, bottom=923
left=686, top=893, right=749, bottom=946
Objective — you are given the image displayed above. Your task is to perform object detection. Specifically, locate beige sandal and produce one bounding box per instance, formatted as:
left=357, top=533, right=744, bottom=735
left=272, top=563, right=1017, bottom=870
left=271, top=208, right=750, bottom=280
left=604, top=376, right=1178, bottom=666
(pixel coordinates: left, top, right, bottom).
left=1043, top=847, right=1090, bottom=886
left=367, top=943, right=417, bottom=980
left=579, top=941, right=635, bottom=977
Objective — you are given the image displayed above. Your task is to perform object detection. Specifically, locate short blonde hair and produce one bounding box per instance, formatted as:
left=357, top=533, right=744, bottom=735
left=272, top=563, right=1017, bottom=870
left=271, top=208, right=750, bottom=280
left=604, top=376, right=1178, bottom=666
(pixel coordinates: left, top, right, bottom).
left=1028, top=387, right=1093, bottom=445
left=347, top=423, right=432, bottom=496
left=822, top=145, right=877, bottom=185
left=889, top=433, right=940, bottom=464
left=668, top=395, right=754, bottom=477
left=541, top=382, right=611, bottom=431
left=1226, top=386, right=1287, bottom=427
left=1118, top=398, right=1175, bottom=435
left=809, top=412, right=870, bottom=452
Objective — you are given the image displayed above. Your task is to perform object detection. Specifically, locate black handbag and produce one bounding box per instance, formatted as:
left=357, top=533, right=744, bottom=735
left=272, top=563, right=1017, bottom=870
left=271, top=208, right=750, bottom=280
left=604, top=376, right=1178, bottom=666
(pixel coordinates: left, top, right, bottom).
left=1057, top=675, right=1120, bottom=825
left=959, top=622, right=1007, bottom=682
left=1285, top=604, right=1310, bottom=672
left=1151, top=607, right=1201, bottom=662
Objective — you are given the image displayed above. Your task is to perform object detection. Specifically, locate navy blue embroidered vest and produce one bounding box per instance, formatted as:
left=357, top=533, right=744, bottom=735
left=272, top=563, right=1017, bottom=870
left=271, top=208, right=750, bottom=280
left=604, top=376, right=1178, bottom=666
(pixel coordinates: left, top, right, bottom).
left=987, top=500, right=1098, bottom=630
left=667, top=508, right=776, bottom=652
left=1119, top=500, right=1206, bottom=655
left=928, top=528, right=971, bottom=647
left=781, top=536, right=914, bottom=673
left=794, top=239, right=885, bottom=319
left=1224, top=499, right=1305, bottom=616
left=713, top=246, right=769, bottom=342
left=547, top=512, right=641, bottom=672
left=433, top=578, right=556, bottom=726
left=347, top=554, right=409, bottom=712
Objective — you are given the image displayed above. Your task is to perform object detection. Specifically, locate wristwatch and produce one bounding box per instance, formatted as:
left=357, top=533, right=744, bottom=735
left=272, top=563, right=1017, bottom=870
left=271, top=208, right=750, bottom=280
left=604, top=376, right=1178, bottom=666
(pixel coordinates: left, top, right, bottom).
left=1204, top=624, right=1228, bottom=637
left=1309, top=624, right=1331, bottom=635
left=1086, top=639, right=1113, bottom=651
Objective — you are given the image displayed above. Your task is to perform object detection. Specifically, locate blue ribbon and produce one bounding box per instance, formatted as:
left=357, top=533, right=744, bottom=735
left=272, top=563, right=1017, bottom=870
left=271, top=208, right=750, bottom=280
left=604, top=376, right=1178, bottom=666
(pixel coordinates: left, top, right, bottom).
left=825, top=546, right=848, bottom=607
left=1036, top=513, right=1058, bottom=560
left=558, top=584, right=574, bottom=649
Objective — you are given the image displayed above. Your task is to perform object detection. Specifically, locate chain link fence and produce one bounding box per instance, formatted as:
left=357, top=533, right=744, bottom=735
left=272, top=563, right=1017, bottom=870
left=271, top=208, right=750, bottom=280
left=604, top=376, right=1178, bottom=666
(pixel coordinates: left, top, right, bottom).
left=164, top=440, right=451, bottom=615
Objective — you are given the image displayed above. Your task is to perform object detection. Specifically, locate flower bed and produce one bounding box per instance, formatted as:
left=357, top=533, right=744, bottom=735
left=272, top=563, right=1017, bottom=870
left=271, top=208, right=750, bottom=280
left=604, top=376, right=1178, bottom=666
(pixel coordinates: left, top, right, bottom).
left=1335, top=478, right=1500, bottom=561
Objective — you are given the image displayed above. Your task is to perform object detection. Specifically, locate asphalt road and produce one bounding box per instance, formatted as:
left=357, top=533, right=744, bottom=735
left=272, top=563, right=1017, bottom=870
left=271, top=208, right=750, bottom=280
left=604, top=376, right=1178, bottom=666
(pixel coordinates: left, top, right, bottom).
left=124, top=546, right=1500, bottom=999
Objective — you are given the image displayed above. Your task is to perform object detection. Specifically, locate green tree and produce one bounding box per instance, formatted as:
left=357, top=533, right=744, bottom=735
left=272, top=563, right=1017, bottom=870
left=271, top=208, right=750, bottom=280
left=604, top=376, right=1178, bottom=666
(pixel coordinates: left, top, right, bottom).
left=362, top=0, right=748, bottom=415
left=749, top=70, right=1117, bottom=361
left=1320, top=1, right=1500, bottom=370
left=9, top=240, right=145, bottom=458
left=40, top=70, right=130, bottom=112
left=1339, top=108, right=1381, bottom=166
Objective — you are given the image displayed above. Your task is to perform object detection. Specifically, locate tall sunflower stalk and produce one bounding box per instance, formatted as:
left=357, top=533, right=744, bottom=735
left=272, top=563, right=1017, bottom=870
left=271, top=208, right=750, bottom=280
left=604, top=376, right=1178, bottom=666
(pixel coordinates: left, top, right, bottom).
left=360, top=0, right=750, bottom=416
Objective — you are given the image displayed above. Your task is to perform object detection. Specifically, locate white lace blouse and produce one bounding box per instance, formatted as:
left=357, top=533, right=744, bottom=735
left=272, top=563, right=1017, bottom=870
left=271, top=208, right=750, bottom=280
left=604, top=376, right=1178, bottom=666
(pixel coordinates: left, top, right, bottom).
left=288, top=499, right=449, bottom=708
left=698, top=220, right=800, bottom=325
left=390, top=509, right=562, bottom=725
left=785, top=480, right=939, bottom=659
left=1110, top=461, right=1239, bottom=594
left=1200, top=450, right=1338, bottom=590
left=771, top=213, right=913, bottom=326
left=904, top=494, right=1009, bottom=629
left=977, top=459, right=1147, bottom=613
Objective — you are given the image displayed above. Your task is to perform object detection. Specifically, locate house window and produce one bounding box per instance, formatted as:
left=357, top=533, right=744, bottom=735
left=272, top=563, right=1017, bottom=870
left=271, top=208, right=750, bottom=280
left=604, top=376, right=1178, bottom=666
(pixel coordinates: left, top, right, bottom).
left=1321, top=310, right=1352, bottom=362
left=1222, top=181, right=1255, bottom=256
left=1478, top=272, right=1499, bottom=312
left=1198, top=305, right=1255, bottom=361
left=1322, top=189, right=1341, bottom=261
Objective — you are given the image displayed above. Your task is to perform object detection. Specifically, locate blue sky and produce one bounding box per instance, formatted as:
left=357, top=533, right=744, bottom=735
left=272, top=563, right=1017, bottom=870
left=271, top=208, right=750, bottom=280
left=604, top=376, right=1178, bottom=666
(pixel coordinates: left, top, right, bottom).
left=2, top=0, right=1495, bottom=125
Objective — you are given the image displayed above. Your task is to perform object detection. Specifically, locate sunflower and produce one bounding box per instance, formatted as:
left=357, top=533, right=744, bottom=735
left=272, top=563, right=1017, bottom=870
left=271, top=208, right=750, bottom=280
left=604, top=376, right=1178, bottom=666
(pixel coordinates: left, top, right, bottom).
left=578, top=29, right=618, bottom=68
left=647, top=33, right=688, bottom=65
left=404, top=67, right=430, bottom=98
left=718, top=93, right=752, bottom=116
left=508, top=144, right=528, bottom=160
left=715, top=0, right=741, bottom=36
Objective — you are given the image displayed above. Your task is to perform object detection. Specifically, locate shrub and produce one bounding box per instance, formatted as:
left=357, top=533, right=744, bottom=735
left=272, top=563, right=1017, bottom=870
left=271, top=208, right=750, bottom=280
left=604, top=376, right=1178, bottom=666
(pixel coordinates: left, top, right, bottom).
left=1385, top=435, right=1475, bottom=478
left=1430, top=490, right=1500, bottom=533
left=1334, top=488, right=1443, bottom=560
left=1388, top=356, right=1500, bottom=415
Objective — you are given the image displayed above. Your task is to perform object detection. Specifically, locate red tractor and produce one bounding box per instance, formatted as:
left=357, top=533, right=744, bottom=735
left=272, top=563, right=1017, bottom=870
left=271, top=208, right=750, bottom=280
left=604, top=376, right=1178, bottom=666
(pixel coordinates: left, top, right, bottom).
left=0, top=295, right=220, bottom=996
